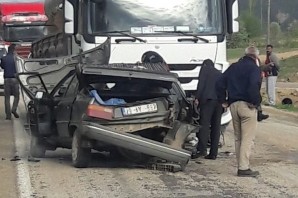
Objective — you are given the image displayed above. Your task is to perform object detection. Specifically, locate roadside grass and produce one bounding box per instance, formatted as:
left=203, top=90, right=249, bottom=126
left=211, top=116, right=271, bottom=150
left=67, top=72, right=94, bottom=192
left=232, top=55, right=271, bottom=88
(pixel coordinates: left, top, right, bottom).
left=279, top=55, right=298, bottom=82
left=274, top=104, right=298, bottom=112
left=227, top=48, right=298, bottom=61
left=227, top=49, right=244, bottom=61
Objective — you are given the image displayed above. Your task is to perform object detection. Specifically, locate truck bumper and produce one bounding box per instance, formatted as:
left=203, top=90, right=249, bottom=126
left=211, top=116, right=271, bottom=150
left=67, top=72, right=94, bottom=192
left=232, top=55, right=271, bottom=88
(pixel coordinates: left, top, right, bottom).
left=81, top=122, right=191, bottom=166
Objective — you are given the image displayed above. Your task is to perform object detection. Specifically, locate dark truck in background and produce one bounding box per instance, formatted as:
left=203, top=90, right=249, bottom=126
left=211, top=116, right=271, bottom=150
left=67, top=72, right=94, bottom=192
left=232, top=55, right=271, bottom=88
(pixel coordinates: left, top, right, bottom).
left=0, top=2, right=48, bottom=58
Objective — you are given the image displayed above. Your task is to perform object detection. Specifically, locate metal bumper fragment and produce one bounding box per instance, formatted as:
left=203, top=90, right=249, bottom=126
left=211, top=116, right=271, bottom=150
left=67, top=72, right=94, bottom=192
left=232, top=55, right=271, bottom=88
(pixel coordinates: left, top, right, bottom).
left=81, top=122, right=191, bottom=166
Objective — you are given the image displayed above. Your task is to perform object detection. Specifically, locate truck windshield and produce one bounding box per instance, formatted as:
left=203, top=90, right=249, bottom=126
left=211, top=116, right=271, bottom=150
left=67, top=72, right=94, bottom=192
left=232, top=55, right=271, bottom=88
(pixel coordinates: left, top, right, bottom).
left=88, top=0, right=223, bottom=36
left=3, top=26, right=47, bottom=42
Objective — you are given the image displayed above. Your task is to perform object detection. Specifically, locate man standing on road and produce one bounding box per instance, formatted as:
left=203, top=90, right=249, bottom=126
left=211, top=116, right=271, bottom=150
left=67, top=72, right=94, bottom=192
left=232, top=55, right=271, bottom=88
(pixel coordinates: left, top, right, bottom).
left=265, top=45, right=280, bottom=106
left=192, top=59, right=223, bottom=160
left=0, top=44, right=20, bottom=120
left=216, top=46, right=261, bottom=177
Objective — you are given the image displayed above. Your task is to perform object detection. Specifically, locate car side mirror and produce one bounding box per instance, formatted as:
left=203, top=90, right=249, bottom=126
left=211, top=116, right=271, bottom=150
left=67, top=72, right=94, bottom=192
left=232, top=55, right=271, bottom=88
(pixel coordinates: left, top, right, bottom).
left=58, top=87, right=67, bottom=96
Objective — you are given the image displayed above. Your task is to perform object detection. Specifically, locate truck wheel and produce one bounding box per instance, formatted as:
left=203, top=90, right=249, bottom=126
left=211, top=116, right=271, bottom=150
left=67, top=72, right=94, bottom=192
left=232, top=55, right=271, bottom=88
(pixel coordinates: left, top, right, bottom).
left=72, top=131, right=91, bottom=168
left=30, top=136, right=46, bottom=158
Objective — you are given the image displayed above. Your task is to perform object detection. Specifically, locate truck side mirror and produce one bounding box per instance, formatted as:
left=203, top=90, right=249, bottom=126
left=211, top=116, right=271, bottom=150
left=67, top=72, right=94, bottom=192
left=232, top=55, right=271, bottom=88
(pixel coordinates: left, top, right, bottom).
left=64, top=1, right=74, bottom=34
left=232, top=0, right=239, bottom=33
left=226, top=0, right=239, bottom=34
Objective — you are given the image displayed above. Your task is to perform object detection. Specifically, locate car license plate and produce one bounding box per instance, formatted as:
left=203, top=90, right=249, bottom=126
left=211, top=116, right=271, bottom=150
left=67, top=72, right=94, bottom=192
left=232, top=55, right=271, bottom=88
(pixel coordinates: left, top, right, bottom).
left=122, top=103, right=158, bottom=116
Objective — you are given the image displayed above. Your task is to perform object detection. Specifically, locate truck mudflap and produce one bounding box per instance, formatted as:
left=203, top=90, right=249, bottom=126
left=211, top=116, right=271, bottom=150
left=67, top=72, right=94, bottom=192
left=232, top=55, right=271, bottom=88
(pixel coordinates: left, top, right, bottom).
left=81, top=122, right=191, bottom=167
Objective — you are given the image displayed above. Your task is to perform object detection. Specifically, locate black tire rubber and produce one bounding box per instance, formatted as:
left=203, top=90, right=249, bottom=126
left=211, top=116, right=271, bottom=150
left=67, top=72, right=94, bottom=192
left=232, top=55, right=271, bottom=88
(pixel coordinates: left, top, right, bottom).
left=72, top=131, right=91, bottom=168
left=30, top=136, right=46, bottom=158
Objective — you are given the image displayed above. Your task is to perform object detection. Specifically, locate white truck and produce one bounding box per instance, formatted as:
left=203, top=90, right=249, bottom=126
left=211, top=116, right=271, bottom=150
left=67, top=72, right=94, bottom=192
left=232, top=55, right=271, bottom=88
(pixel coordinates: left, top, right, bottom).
left=31, top=0, right=239, bottom=131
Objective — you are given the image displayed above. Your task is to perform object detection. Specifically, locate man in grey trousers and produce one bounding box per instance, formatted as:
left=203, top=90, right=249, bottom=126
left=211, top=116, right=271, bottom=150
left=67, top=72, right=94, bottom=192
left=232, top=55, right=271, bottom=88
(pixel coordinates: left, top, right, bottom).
left=265, top=45, right=280, bottom=106
left=0, top=44, right=20, bottom=120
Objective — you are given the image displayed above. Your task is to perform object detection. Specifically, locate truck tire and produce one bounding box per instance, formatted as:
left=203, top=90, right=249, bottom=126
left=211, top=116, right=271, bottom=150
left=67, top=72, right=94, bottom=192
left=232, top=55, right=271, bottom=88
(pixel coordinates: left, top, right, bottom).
left=72, top=131, right=91, bottom=168
left=30, top=136, right=46, bottom=158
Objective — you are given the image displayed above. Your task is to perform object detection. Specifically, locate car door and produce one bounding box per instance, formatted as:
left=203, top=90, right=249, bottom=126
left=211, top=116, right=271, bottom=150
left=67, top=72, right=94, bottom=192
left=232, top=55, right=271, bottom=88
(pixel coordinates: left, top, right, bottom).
left=16, top=71, right=54, bottom=137
left=16, top=57, right=76, bottom=138
left=54, top=75, right=79, bottom=137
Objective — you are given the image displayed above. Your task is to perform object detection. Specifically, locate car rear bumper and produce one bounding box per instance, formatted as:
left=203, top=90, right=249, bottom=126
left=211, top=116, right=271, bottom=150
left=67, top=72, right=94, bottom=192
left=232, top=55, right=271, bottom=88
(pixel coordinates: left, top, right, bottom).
left=80, top=122, right=191, bottom=166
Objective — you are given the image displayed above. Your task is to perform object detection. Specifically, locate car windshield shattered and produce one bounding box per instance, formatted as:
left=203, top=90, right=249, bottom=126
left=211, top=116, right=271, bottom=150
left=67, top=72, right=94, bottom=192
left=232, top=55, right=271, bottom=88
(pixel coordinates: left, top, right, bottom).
left=15, top=38, right=199, bottom=172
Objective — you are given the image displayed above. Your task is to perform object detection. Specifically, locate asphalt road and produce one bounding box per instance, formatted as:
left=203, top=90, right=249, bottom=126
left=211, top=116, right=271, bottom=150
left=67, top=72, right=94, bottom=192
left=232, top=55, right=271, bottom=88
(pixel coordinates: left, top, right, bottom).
left=1, top=96, right=298, bottom=198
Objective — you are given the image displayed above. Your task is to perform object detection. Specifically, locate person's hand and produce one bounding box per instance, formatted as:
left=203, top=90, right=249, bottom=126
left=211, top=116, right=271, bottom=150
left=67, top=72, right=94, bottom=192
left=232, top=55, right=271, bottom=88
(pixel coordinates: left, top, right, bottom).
left=247, top=103, right=256, bottom=109
left=194, top=99, right=199, bottom=106
left=222, top=103, right=228, bottom=108
left=270, top=62, right=275, bottom=66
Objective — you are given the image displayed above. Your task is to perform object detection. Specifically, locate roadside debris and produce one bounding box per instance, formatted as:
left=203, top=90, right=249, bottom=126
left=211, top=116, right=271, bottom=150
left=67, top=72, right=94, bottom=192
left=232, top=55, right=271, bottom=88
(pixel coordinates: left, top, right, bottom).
left=10, top=156, right=21, bottom=161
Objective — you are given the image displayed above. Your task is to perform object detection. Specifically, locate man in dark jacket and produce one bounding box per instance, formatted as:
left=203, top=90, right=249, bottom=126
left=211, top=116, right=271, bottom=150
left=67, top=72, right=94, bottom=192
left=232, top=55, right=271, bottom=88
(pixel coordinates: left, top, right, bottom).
left=192, top=59, right=223, bottom=160
left=0, top=44, right=20, bottom=120
left=216, top=46, right=261, bottom=177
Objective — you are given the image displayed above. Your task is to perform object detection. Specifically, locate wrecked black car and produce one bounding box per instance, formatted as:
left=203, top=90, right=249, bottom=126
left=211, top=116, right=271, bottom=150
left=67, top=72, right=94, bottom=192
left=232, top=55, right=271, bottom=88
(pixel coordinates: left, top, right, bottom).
left=16, top=40, right=198, bottom=170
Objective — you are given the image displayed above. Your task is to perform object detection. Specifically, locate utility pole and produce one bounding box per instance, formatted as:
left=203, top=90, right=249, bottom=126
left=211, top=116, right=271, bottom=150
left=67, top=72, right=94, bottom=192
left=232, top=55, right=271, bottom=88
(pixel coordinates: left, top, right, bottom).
left=261, top=0, right=263, bottom=32
left=267, top=0, right=271, bottom=44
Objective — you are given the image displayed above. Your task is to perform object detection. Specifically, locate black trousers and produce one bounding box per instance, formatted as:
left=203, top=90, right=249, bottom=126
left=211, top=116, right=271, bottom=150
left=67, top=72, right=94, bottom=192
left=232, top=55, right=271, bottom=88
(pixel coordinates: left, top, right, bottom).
left=196, top=100, right=223, bottom=156
left=4, top=78, right=20, bottom=118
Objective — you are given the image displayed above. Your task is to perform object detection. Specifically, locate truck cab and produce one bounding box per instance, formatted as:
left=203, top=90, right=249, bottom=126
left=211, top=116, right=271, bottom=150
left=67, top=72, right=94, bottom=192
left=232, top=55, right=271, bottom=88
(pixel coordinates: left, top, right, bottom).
left=0, top=2, right=49, bottom=58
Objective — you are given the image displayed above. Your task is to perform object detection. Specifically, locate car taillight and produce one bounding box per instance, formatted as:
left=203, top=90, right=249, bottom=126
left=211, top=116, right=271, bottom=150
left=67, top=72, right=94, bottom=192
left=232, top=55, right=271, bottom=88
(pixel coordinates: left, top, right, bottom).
left=86, top=104, right=114, bottom=120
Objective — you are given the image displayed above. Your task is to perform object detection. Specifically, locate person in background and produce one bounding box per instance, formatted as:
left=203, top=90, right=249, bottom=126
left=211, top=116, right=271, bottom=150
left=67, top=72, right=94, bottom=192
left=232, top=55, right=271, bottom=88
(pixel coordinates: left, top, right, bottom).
left=216, top=46, right=261, bottom=177
left=192, top=59, right=223, bottom=160
left=0, top=44, right=20, bottom=120
left=255, top=48, right=269, bottom=122
left=265, top=45, right=280, bottom=106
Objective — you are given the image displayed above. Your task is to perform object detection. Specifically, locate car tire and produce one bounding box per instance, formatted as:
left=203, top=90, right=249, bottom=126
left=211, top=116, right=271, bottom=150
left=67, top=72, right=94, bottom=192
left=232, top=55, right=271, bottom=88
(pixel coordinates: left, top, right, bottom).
left=30, top=136, right=46, bottom=158
left=72, top=131, right=91, bottom=168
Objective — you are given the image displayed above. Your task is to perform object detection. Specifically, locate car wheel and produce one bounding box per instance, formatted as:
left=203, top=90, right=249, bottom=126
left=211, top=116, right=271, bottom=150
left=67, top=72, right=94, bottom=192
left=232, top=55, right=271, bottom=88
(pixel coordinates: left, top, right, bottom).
left=30, top=136, right=46, bottom=158
left=72, top=131, right=91, bottom=168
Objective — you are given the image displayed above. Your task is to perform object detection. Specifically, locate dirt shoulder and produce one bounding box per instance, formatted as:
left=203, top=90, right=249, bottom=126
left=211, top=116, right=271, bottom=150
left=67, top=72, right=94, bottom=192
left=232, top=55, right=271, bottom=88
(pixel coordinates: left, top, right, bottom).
left=0, top=98, right=18, bottom=198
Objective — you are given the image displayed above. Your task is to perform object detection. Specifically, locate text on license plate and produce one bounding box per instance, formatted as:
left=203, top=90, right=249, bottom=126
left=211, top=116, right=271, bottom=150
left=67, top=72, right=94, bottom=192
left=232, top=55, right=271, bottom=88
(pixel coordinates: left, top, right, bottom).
left=122, top=103, right=158, bottom=116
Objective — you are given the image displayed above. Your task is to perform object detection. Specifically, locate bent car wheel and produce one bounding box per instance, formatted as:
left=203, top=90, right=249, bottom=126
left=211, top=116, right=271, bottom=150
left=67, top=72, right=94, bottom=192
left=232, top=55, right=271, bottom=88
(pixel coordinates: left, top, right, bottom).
left=30, top=136, right=46, bottom=158
left=72, top=131, right=91, bottom=168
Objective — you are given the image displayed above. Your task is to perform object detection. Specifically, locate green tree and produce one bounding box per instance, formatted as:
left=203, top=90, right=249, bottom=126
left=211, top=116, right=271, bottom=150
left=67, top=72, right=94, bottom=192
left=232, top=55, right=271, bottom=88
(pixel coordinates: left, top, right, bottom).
left=227, top=23, right=249, bottom=48
left=240, top=11, right=262, bottom=38
left=288, top=20, right=298, bottom=37
left=248, top=0, right=257, bottom=15
left=270, top=22, right=281, bottom=46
